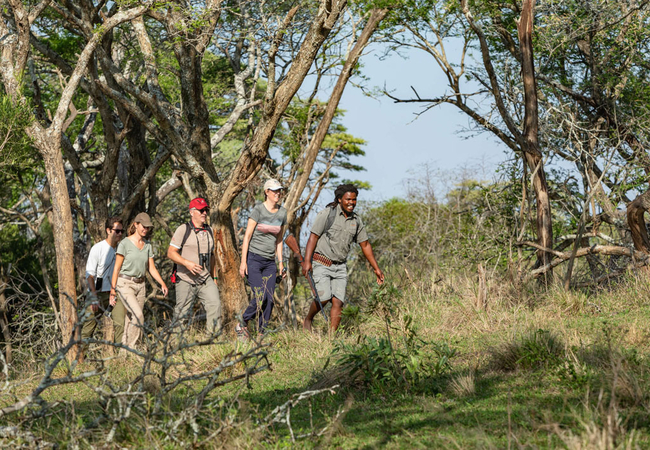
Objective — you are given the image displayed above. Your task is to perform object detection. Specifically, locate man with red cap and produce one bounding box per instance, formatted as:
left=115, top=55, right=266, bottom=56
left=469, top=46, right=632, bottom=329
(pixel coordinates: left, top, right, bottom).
left=167, top=197, right=222, bottom=333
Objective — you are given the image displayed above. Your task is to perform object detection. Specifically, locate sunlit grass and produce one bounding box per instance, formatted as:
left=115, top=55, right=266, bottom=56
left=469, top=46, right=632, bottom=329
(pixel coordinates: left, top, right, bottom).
left=3, top=270, right=650, bottom=447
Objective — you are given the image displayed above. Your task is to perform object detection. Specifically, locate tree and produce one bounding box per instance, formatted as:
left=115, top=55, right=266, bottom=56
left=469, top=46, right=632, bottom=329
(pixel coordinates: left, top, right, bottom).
left=281, top=6, right=390, bottom=227
left=2, top=0, right=361, bottom=332
left=382, top=0, right=554, bottom=274
left=1, top=0, right=157, bottom=358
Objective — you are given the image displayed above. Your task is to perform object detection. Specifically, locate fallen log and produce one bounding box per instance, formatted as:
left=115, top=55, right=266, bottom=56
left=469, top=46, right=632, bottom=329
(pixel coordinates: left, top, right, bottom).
left=516, top=241, right=650, bottom=277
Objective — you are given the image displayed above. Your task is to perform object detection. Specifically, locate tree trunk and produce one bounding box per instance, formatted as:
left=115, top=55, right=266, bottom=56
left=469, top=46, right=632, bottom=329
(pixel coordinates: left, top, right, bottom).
left=213, top=209, right=247, bottom=330
left=33, top=128, right=78, bottom=359
left=0, top=265, right=11, bottom=364
left=627, top=190, right=650, bottom=254
left=518, top=0, right=554, bottom=274
left=121, top=117, right=152, bottom=221
left=523, top=152, right=554, bottom=268
left=284, top=7, right=389, bottom=224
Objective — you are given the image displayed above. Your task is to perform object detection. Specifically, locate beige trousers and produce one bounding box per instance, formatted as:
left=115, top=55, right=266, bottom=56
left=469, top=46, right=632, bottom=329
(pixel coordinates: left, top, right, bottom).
left=116, top=277, right=146, bottom=351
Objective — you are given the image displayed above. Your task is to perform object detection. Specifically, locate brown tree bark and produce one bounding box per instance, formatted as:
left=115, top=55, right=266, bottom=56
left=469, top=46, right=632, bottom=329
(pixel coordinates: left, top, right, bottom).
left=627, top=190, right=650, bottom=254
left=518, top=240, right=650, bottom=277
left=518, top=0, right=554, bottom=273
left=34, top=130, right=78, bottom=355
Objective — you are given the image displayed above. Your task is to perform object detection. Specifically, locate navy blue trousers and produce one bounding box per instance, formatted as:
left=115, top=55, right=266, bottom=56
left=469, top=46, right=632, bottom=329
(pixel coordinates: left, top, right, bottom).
left=242, top=252, right=277, bottom=331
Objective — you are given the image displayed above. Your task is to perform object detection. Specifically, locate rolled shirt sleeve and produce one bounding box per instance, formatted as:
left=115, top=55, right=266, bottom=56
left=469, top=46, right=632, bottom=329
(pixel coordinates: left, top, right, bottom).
left=85, top=244, right=100, bottom=280
left=310, top=209, right=329, bottom=237
left=169, top=224, right=188, bottom=250
left=355, top=216, right=369, bottom=243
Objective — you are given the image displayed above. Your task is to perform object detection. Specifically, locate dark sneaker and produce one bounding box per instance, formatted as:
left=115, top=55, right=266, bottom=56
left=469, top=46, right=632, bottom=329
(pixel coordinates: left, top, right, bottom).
left=235, top=323, right=249, bottom=341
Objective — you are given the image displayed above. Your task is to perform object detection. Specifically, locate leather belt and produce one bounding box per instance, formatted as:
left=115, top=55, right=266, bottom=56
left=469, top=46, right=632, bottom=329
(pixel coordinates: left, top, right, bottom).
left=119, top=274, right=145, bottom=284
left=313, top=253, right=345, bottom=267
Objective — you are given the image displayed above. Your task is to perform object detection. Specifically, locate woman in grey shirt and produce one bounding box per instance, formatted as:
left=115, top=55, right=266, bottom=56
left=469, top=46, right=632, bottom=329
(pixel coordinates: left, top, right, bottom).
left=109, top=212, right=168, bottom=351
left=237, top=179, right=287, bottom=337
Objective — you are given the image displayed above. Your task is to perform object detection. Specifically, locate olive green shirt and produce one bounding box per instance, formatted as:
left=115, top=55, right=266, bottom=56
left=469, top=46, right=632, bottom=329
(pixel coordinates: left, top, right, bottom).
left=311, top=204, right=368, bottom=263
left=116, top=238, right=153, bottom=278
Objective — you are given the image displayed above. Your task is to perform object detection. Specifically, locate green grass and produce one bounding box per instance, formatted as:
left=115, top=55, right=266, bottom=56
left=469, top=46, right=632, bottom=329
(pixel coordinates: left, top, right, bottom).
left=3, top=272, right=650, bottom=448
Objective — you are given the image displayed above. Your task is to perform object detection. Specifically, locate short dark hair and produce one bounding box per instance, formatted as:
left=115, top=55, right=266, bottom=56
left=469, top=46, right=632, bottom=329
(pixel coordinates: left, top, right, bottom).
left=105, top=216, right=123, bottom=233
left=327, top=184, right=358, bottom=208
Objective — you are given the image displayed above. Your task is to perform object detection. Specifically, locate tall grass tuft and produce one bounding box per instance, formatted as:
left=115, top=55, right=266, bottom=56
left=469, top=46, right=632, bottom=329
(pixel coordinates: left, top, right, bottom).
left=449, top=371, right=476, bottom=397
left=488, top=328, right=565, bottom=372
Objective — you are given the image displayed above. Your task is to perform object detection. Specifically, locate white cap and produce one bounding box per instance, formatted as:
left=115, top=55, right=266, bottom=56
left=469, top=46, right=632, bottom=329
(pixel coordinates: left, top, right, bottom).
left=264, top=179, right=283, bottom=191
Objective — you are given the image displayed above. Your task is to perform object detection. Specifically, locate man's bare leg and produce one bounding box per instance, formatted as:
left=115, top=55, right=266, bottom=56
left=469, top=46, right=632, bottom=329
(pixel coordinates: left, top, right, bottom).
left=303, top=298, right=331, bottom=331
left=329, top=297, right=343, bottom=333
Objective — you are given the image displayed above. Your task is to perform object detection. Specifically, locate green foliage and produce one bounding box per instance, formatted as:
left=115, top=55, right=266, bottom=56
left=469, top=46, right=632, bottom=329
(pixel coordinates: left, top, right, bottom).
left=358, top=166, right=520, bottom=277
left=0, top=224, right=44, bottom=274
left=365, top=279, right=403, bottom=317
left=333, top=283, right=456, bottom=394
left=340, top=304, right=365, bottom=333
left=333, top=330, right=456, bottom=394
left=276, top=100, right=367, bottom=175
left=374, top=0, right=444, bottom=29
left=556, top=354, right=594, bottom=390
left=0, top=93, right=34, bottom=168
left=341, top=179, right=372, bottom=190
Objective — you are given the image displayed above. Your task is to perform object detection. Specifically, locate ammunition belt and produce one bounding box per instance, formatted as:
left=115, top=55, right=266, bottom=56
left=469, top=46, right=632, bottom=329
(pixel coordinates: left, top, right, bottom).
left=313, top=253, right=345, bottom=267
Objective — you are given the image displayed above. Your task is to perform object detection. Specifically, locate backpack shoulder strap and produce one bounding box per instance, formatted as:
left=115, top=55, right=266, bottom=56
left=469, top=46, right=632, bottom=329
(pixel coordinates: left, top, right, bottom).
left=179, top=223, right=193, bottom=251
left=205, top=224, right=214, bottom=247
left=171, top=223, right=193, bottom=282
left=322, top=206, right=337, bottom=236
left=323, top=206, right=360, bottom=242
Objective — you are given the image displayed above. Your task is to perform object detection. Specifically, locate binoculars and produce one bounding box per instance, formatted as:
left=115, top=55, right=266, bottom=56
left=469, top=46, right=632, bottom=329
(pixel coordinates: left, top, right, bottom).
left=275, top=267, right=287, bottom=284
left=199, top=253, right=209, bottom=270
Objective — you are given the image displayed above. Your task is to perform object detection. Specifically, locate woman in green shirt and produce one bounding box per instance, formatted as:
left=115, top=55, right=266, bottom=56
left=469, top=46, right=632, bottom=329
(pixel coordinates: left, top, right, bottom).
left=109, top=212, right=168, bottom=351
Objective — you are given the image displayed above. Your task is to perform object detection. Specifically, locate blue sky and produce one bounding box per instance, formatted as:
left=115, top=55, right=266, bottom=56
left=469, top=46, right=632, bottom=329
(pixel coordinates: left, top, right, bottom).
left=336, top=45, right=509, bottom=202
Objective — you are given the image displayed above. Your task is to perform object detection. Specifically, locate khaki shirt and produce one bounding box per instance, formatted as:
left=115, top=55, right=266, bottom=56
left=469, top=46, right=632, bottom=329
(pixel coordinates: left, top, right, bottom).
left=170, top=224, right=213, bottom=284
left=311, top=204, right=368, bottom=263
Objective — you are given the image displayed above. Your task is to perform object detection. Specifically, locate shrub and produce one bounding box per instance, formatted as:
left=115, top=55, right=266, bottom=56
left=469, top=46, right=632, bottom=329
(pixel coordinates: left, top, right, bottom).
left=332, top=334, right=456, bottom=394
left=331, top=284, right=456, bottom=394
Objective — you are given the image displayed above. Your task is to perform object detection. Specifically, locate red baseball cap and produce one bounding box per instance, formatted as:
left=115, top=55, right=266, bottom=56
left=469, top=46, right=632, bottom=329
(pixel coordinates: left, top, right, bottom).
left=189, top=197, right=209, bottom=210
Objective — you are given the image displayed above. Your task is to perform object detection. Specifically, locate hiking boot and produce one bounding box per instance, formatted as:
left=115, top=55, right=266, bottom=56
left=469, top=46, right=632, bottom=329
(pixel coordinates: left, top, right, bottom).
left=235, top=323, right=249, bottom=341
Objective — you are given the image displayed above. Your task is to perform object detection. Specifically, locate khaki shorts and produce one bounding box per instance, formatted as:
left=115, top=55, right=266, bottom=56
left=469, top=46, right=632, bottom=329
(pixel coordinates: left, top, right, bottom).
left=312, top=261, right=347, bottom=303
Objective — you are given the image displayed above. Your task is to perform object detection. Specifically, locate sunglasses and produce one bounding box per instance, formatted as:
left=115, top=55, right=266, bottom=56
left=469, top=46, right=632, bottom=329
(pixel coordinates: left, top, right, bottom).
left=195, top=207, right=210, bottom=214
left=112, top=228, right=124, bottom=234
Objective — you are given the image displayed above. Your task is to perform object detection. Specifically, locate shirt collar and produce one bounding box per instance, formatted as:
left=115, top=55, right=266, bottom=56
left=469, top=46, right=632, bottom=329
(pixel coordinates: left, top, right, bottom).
left=190, top=221, right=209, bottom=232
left=336, top=203, right=355, bottom=219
